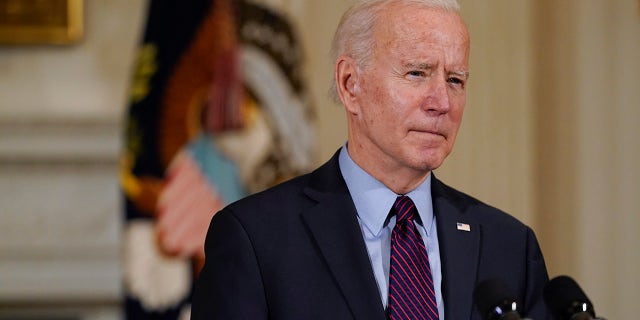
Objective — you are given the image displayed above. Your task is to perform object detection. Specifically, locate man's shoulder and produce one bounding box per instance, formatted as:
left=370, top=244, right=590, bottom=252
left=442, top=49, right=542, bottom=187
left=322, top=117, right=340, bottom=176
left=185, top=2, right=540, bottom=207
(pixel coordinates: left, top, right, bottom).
left=433, top=177, right=529, bottom=230
left=226, top=151, right=343, bottom=214
left=227, top=172, right=313, bottom=213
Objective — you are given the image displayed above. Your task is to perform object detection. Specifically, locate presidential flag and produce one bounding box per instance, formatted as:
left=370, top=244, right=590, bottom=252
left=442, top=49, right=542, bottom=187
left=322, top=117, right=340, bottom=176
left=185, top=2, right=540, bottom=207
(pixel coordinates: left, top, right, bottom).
left=120, top=0, right=314, bottom=318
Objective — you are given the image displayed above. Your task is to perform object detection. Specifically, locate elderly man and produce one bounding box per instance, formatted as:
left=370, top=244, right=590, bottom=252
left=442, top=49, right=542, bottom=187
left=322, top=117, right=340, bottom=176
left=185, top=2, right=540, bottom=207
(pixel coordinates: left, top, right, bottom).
left=192, top=0, right=551, bottom=319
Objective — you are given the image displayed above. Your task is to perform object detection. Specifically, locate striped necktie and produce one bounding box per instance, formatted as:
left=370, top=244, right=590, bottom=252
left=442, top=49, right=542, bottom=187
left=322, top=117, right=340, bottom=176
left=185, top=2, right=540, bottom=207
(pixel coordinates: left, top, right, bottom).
left=387, top=195, right=439, bottom=320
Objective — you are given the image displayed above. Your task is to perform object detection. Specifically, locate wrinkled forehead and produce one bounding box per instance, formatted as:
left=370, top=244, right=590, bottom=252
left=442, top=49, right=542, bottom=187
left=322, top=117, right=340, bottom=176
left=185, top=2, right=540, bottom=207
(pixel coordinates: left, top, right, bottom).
left=375, top=3, right=469, bottom=49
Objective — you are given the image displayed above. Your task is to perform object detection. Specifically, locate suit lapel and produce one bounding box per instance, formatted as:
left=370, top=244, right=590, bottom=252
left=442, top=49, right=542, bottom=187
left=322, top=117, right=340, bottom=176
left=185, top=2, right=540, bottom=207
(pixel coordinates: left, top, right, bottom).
left=300, top=152, right=387, bottom=320
left=300, top=153, right=483, bottom=319
left=432, top=176, right=481, bottom=319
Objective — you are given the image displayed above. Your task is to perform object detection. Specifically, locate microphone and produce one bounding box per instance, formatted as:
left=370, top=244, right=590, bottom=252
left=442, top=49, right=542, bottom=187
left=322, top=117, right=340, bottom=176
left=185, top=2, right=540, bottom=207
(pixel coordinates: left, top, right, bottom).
left=543, top=275, right=604, bottom=320
left=474, top=278, right=524, bottom=320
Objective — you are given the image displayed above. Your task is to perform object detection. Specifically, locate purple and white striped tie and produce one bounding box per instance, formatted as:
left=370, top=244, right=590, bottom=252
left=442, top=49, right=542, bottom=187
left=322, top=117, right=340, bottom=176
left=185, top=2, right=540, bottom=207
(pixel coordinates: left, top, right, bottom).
left=387, top=196, right=439, bottom=320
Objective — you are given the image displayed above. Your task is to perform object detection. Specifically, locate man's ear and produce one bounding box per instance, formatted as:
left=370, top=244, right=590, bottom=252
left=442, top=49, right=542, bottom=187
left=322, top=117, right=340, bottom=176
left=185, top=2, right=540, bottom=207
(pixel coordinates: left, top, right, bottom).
left=334, top=56, right=360, bottom=114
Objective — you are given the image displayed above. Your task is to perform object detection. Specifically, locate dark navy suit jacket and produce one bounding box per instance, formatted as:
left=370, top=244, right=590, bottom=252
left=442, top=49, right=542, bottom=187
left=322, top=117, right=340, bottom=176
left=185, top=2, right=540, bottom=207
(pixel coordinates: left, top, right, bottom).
left=192, top=151, right=551, bottom=319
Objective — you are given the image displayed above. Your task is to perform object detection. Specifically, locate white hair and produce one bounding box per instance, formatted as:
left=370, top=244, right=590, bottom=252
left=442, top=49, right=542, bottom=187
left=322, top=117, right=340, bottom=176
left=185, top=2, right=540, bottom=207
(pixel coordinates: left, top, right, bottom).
left=329, top=0, right=461, bottom=102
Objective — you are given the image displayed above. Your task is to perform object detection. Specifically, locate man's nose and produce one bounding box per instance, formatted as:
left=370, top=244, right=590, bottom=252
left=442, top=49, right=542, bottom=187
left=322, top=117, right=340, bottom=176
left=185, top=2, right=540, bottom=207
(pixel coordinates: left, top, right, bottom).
left=423, top=78, right=451, bottom=115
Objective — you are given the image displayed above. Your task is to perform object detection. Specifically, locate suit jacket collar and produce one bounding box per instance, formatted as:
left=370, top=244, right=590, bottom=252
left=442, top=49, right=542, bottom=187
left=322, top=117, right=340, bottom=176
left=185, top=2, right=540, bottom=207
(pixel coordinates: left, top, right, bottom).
left=300, top=150, right=481, bottom=320
left=301, top=150, right=387, bottom=320
left=432, top=176, right=481, bottom=319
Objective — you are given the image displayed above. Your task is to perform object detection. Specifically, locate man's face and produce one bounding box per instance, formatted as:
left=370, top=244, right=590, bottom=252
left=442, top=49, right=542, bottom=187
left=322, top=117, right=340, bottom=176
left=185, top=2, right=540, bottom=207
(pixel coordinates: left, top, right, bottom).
left=348, top=4, right=470, bottom=175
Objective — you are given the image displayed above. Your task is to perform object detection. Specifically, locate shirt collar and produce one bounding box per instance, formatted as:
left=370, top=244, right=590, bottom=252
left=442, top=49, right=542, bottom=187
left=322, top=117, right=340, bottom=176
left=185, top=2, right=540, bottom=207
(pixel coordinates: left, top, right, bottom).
left=338, top=145, right=435, bottom=237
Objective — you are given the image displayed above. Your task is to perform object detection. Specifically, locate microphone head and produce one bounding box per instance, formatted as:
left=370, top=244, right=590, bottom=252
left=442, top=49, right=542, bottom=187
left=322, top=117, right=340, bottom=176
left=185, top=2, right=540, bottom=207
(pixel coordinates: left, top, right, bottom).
left=544, top=275, right=596, bottom=320
left=474, top=278, right=520, bottom=320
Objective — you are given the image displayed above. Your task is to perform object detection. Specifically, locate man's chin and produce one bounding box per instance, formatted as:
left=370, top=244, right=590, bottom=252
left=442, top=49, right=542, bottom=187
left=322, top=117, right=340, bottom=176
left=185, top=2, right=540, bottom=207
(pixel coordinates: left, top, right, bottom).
left=412, top=150, right=448, bottom=171
left=407, top=159, right=445, bottom=173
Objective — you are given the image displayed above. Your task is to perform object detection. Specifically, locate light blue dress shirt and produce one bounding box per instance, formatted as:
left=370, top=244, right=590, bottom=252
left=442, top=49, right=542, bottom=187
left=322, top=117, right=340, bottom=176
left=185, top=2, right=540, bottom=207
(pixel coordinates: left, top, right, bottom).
left=338, top=146, right=444, bottom=319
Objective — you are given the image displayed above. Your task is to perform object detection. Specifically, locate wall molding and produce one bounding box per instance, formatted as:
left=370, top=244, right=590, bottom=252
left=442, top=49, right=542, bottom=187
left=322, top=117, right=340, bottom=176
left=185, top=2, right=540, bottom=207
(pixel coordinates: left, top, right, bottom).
left=0, top=117, right=123, bottom=306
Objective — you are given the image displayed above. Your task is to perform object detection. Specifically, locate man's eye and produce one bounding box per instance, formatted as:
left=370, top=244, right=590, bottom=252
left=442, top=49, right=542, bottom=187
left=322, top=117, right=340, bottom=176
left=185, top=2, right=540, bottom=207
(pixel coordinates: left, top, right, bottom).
left=407, top=70, right=425, bottom=77
left=447, top=77, right=465, bottom=87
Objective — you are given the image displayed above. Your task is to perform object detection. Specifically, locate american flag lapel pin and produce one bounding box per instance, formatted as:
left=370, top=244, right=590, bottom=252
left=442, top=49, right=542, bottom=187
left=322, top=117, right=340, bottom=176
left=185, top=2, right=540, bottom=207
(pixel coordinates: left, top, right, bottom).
left=456, top=222, right=471, bottom=232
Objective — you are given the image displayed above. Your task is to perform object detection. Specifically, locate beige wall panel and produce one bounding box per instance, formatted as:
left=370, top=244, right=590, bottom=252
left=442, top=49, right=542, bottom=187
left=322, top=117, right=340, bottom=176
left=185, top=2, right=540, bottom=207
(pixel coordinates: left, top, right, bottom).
left=535, top=0, right=640, bottom=318
left=534, top=0, right=582, bottom=279
left=0, top=0, right=146, bottom=119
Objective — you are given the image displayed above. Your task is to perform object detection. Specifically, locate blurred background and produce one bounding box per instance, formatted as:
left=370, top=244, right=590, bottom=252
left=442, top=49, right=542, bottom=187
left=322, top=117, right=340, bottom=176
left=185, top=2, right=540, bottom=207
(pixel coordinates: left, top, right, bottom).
left=0, top=0, right=638, bottom=319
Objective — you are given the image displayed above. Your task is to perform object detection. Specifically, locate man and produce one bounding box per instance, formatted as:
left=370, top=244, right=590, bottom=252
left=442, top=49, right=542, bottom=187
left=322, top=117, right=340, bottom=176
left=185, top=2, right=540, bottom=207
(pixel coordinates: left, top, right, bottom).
left=192, top=0, right=551, bottom=319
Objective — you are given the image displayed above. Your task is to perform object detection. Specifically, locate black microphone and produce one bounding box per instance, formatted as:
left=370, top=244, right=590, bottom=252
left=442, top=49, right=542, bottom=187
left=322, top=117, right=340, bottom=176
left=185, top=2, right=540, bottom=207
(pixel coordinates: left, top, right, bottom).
left=474, top=278, right=524, bottom=320
left=543, top=275, right=603, bottom=320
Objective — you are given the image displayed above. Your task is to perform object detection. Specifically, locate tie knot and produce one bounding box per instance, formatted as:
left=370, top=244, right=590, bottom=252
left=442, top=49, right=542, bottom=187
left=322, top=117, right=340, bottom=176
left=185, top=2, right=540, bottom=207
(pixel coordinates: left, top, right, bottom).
left=393, top=195, right=417, bottom=223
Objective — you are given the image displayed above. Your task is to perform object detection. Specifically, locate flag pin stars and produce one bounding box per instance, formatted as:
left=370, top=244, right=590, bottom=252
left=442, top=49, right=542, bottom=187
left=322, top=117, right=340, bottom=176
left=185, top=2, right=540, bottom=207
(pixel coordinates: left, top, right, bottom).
left=456, top=222, right=471, bottom=232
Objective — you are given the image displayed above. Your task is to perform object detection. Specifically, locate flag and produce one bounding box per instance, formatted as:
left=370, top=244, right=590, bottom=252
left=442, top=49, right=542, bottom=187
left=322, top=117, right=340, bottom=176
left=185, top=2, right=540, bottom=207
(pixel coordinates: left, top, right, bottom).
left=120, top=0, right=314, bottom=318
